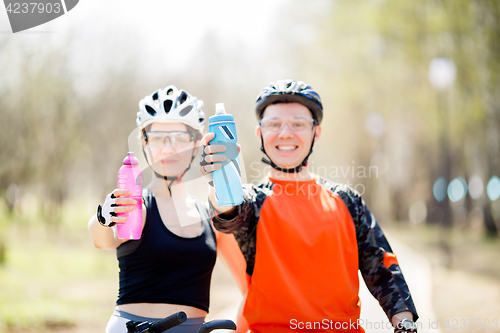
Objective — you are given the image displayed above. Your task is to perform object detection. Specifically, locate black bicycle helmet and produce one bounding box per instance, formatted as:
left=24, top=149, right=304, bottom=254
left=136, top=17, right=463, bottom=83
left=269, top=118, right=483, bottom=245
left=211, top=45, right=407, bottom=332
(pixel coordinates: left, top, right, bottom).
left=255, top=79, right=323, bottom=124
left=255, top=79, right=323, bottom=173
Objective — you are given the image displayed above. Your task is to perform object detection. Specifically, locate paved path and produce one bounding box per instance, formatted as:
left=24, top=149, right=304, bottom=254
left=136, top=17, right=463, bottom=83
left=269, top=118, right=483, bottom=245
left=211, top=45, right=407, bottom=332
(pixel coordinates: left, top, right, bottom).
left=359, top=232, right=441, bottom=333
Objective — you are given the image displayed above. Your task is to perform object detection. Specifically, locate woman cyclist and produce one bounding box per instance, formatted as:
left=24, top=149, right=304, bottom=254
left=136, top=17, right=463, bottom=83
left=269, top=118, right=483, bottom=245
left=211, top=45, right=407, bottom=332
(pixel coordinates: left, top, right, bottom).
left=88, top=86, right=246, bottom=333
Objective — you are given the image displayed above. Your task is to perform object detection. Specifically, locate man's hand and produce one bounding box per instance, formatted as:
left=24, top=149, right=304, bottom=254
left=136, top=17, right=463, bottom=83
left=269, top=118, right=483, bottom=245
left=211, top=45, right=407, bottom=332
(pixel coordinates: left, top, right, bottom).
left=392, top=312, right=417, bottom=333
left=199, top=132, right=227, bottom=180
left=199, top=132, right=241, bottom=216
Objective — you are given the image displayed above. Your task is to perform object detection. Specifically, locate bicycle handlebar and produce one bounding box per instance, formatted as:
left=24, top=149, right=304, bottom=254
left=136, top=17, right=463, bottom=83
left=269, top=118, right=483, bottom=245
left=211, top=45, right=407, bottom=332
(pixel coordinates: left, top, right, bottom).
left=125, top=311, right=236, bottom=332
left=125, top=311, right=187, bottom=333
left=151, top=311, right=187, bottom=333
left=197, top=319, right=237, bottom=333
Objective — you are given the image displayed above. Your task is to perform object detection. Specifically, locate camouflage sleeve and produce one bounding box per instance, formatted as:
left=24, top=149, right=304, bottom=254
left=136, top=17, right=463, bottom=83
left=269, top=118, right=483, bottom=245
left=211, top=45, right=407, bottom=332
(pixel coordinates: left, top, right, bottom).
left=211, top=181, right=272, bottom=275
left=330, top=182, right=419, bottom=322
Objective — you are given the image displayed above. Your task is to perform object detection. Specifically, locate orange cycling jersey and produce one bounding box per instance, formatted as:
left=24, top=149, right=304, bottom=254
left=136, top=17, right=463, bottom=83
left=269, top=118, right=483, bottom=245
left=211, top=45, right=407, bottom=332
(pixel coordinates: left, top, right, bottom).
left=212, top=175, right=418, bottom=332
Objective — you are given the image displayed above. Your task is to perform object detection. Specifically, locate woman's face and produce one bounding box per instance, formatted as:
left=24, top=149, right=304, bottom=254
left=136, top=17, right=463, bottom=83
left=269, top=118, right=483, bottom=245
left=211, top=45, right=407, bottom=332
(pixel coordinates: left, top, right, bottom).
left=142, top=122, right=200, bottom=178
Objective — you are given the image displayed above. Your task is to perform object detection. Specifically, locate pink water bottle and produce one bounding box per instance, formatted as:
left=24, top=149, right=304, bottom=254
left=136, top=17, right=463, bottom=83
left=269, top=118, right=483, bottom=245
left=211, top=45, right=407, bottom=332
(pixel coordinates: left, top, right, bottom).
left=116, top=152, right=143, bottom=240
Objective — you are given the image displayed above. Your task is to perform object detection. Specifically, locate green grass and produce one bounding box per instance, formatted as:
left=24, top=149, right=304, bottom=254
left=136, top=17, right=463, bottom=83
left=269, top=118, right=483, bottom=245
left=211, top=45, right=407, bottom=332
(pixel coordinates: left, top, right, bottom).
left=0, top=203, right=119, bottom=332
left=0, top=200, right=242, bottom=332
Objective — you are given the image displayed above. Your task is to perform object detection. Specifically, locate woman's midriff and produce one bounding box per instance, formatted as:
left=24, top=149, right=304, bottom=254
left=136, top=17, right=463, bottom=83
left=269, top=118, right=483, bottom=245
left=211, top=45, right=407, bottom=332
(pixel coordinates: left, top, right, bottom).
left=116, top=303, right=207, bottom=318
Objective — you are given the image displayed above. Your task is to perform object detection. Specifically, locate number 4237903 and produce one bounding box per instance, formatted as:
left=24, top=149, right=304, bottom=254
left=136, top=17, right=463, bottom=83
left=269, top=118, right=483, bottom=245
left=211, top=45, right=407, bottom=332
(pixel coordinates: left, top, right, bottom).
left=5, top=2, right=62, bottom=14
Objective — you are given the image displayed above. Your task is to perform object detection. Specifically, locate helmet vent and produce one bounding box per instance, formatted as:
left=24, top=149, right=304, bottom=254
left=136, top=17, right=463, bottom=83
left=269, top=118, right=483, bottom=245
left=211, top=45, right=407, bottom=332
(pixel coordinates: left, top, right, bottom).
left=179, top=105, right=193, bottom=117
left=137, top=86, right=205, bottom=129
left=177, top=91, right=188, bottom=106
left=145, top=105, right=156, bottom=116
left=163, top=100, right=173, bottom=114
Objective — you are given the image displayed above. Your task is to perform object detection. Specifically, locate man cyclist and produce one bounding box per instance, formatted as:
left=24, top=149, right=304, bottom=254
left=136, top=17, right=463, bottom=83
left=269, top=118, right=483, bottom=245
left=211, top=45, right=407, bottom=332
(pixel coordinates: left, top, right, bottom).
left=200, top=79, right=418, bottom=332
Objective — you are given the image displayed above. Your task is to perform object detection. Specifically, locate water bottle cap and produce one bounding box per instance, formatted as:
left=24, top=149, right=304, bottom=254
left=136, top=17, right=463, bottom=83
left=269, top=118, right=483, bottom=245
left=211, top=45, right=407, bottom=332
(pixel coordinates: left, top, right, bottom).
left=123, top=152, right=139, bottom=165
left=215, top=103, right=226, bottom=115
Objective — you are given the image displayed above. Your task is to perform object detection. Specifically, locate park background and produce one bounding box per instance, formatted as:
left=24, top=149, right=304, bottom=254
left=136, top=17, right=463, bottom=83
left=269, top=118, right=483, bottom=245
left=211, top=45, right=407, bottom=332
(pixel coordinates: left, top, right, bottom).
left=0, top=0, right=499, bottom=332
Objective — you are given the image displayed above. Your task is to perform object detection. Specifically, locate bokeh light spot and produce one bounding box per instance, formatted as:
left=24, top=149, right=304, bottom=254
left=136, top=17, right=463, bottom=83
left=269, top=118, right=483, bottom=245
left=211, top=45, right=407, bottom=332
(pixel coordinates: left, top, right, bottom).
left=433, top=177, right=447, bottom=202
left=409, top=201, right=427, bottom=224
left=486, top=176, right=500, bottom=201
left=468, top=174, right=484, bottom=200
left=447, top=177, right=467, bottom=202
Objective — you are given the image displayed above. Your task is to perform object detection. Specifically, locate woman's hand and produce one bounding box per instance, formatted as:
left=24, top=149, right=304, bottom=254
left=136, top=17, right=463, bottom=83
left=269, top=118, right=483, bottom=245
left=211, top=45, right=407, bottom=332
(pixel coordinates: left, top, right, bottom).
left=97, top=189, right=138, bottom=227
left=89, top=188, right=142, bottom=249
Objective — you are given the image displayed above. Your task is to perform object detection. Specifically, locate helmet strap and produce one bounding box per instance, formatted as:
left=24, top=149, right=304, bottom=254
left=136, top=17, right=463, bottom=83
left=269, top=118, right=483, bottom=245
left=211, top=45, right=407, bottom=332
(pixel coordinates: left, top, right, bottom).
left=259, top=130, right=315, bottom=174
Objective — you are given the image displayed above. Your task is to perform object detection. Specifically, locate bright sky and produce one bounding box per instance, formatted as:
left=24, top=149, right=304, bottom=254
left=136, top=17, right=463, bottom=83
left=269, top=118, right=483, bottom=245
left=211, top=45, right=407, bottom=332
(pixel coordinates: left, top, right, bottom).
left=2, top=0, right=332, bottom=96
left=1, top=0, right=289, bottom=69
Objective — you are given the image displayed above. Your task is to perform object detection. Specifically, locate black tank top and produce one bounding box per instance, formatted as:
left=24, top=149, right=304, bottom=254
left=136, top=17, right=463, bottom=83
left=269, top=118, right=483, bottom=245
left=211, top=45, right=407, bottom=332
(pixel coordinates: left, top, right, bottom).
left=116, top=189, right=217, bottom=312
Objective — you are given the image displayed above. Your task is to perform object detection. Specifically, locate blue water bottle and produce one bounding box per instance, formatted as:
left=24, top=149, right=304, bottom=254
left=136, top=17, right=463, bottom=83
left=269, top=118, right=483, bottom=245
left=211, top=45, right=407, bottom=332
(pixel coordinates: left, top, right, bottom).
left=208, top=103, right=243, bottom=207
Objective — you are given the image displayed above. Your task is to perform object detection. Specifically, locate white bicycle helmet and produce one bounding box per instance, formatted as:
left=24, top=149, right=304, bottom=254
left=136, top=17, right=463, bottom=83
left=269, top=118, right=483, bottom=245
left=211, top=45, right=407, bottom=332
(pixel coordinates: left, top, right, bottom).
left=137, top=85, right=206, bottom=130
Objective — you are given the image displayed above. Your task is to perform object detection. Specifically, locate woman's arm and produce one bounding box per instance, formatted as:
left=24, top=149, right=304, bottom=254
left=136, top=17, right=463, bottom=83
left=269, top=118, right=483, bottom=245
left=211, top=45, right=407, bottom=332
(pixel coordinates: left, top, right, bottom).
left=88, top=213, right=123, bottom=250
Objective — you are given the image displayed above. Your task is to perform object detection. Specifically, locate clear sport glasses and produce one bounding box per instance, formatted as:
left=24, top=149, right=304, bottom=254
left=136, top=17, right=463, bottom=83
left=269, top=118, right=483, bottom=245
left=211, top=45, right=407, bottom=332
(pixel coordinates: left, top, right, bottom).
left=259, top=116, right=316, bottom=132
left=145, top=131, right=195, bottom=149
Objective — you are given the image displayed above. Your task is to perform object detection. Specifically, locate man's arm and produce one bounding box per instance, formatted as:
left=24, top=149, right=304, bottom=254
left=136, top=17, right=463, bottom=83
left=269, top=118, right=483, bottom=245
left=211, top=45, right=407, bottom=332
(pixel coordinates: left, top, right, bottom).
left=200, top=132, right=274, bottom=275
left=199, top=131, right=254, bottom=231
left=208, top=184, right=238, bottom=218
left=210, top=183, right=266, bottom=276
left=332, top=183, right=419, bottom=324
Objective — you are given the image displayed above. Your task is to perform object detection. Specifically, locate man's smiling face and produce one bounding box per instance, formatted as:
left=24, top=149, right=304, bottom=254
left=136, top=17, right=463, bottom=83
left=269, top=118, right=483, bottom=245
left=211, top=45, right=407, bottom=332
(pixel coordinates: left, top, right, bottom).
left=256, top=102, right=321, bottom=170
